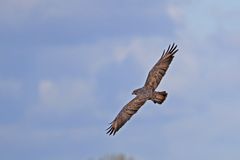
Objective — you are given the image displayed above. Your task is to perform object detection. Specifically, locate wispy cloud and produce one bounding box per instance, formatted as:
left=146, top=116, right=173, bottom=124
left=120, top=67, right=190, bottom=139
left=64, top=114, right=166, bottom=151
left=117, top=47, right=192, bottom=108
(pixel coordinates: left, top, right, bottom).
left=27, top=78, right=96, bottom=118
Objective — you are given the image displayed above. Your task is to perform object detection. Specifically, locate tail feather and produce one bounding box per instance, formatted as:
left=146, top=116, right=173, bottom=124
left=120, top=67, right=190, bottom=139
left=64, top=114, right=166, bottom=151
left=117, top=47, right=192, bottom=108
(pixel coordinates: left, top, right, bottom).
left=151, top=91, right=167, bottom=104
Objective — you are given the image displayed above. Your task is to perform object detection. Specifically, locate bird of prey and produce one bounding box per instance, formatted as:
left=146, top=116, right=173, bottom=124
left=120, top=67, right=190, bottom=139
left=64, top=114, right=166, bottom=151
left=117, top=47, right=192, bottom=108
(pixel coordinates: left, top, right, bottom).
left=106, top=43, right=178, bottom=135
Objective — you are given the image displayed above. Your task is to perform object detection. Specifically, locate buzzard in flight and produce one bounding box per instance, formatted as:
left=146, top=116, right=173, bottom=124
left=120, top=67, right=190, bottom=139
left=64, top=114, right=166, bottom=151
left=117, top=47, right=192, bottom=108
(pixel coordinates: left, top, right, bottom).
left=107, top=43, right=178, bottom=135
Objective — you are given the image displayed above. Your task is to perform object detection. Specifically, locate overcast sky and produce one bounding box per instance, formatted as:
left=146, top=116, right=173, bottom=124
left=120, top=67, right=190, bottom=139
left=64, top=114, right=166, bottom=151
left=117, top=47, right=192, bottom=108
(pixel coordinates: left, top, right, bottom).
left=1, top=0, right=240, bottom=160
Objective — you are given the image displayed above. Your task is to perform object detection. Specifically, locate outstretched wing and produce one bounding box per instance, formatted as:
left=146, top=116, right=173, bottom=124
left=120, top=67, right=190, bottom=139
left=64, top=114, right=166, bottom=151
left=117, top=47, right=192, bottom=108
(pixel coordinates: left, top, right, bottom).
left=144, top=43, right=178, bottom=90
left=106, top=95, right=148, bottom=136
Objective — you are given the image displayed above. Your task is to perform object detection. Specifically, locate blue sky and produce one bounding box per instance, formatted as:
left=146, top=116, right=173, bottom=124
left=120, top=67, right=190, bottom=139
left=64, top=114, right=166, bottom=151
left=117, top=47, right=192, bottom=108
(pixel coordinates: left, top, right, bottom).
left=1, top=0, right=240, bottom=160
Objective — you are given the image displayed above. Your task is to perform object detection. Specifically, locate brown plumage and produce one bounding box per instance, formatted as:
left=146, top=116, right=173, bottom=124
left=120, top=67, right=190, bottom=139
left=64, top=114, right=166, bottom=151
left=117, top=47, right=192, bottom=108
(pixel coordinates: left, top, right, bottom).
left=144, top=43, right=178, bottom=90
left=106, top=43, right=178, bottom=135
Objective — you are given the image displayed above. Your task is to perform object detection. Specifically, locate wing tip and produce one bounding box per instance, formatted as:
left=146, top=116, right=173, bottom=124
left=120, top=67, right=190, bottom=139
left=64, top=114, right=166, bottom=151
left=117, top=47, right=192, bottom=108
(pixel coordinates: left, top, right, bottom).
left=162, top=43, right=178, bottom=57
left=106, top=121, right=117, bottom=136
left=169, top=43, right=178, bottom=54
left=106, top=125, right=117, bottom=136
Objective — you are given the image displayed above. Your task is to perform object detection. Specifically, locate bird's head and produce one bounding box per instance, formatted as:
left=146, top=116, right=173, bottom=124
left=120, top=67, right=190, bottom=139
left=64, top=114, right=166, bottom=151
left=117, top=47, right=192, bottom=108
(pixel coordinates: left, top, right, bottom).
left=132, top=87, right=144, bottom=95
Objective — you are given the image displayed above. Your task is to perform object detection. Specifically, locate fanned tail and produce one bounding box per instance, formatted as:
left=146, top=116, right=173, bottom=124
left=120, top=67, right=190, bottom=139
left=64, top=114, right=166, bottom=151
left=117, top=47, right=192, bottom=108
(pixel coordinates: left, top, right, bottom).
left=151, top=91, right=168, bottom=104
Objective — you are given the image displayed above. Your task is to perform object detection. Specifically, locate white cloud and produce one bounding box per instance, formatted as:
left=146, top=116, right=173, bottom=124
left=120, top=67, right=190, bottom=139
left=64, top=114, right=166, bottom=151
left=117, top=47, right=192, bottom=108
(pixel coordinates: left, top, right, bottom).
left=166, top=4, right=184, bottom=24
left=27, top=79, right=96, bottom=117
left=113, top=36, right=175, bottom=66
